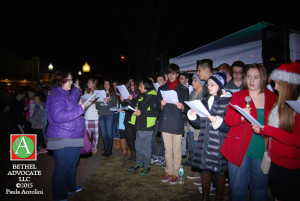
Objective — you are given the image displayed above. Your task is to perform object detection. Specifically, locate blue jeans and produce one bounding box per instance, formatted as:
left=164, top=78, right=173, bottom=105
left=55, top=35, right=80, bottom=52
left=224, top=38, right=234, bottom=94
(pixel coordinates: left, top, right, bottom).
left=188, top=131, right=196, bottom=152
left=113, top=112, right=120, bottom=139
left=228, top=155, right=269, bottom=201
left=52, top=147, right=80, bottom=200
left=151, top=120, right=165, bottom=157
left=99, top=115, right=114, bottom=147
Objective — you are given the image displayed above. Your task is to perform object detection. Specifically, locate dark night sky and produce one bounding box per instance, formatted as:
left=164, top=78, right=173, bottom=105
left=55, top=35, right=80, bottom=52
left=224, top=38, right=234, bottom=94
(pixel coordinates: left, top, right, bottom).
left=1, top=1, right=299, bottom=78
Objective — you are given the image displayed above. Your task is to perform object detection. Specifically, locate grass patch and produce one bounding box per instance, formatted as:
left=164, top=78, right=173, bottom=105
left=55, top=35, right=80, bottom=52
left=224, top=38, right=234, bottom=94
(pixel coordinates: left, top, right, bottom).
left=69, top=141, right=231, bottom=201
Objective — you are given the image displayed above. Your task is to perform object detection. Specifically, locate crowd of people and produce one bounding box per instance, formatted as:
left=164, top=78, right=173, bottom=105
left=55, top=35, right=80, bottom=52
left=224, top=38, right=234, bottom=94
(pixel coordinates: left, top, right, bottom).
left=1, top=59, right=299, bottom=201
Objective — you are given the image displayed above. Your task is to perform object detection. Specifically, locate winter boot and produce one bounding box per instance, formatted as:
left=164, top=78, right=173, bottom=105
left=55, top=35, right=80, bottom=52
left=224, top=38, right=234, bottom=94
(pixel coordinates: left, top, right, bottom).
left=115, top=139, right=120, bottom=149
left=201, top=173, right=212, bottom=201
left=215, top=176, right=225, bottom=201
left=113, top=139, right=117, bottom=149
left=120, top=139, right=128, bottom=158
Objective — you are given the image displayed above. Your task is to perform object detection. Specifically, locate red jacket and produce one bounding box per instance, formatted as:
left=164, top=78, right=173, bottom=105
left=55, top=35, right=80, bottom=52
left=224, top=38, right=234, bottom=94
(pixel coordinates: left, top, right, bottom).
left=220, top=89, right=277, bottom=167
left=262, top=114, right=300, bottom=169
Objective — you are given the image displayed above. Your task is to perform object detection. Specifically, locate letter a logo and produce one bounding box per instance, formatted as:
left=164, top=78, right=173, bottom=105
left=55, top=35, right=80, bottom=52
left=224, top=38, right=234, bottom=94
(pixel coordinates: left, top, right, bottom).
left=10, top=134, right=37, bottom=161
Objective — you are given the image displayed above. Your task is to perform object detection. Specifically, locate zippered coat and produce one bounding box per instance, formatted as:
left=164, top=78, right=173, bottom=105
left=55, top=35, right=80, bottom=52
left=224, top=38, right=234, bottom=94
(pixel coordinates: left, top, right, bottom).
left=45, top=87, right=85, bottom=139
left=157, top=82, right=189, bottom=135
left=189, top=91, right=232, bottom=173
left=130, top=90, right=159, bottom=131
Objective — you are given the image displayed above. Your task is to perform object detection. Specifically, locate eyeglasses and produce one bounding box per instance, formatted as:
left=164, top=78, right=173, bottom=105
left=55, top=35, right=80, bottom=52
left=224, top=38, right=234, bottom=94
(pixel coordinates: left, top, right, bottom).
left=66, top=79, right=73, bottom=82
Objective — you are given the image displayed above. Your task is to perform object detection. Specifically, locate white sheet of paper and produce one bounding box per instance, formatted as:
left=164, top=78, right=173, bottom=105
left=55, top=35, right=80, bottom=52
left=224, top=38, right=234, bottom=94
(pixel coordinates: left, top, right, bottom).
left=185, top=100, right=210, bottom=117
left=117, top=85, right=130, bottom=99
left=94, top=90, right=106, bottom=102
left=80, top=93, right=91, bottom=101
left=122, top=105, right=136, bottom=112
left=286, top=100, right=300, bottom=114
left=229, top=103, right=262, bottom=127
left=153, top=83, right=160, bottom=92
left=109, top=107, right=122, bottom=112
left=83, top=92, right=98, bottom=106
left=160, top=90, right=179, bottom=104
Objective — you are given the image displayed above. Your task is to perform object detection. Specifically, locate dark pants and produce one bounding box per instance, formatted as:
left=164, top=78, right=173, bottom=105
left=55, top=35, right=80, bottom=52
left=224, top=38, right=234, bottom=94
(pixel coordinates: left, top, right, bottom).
left=32, top=128, right=46, bottom=148
left=99, top=115, right=114, bottom=147
left=52, top=147, right=80, bottom=200
left=119, top=129, right=126, bottom=139
left=112, top=112, right=120, bottom=139
left=151, top=120, right=165, bottom=156
left=269, top=162, right=300, bottom=201
left=125, top=124, right=136, bottom=151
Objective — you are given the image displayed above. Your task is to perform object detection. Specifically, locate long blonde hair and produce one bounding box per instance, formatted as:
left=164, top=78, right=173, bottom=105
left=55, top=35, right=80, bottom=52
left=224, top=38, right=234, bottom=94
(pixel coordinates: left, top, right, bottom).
left=272, top=80, right=300, bottom=132
left=86, top=78, right=98, bottom=94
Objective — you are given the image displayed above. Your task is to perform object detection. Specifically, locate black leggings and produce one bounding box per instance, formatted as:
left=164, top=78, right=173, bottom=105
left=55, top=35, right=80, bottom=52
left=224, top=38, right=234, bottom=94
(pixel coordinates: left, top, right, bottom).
left=269, top=162, right=300, bottom=201
left=125, top=124, right=136, bottom=151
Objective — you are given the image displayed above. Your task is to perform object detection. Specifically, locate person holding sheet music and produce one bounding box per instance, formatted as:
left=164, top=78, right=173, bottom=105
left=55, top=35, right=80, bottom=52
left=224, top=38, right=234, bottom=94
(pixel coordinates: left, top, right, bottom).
left=220, top=64, right=277, bottom=201
left=45, top=70, right=85, bottom=200
left=81, top=78, right=99, bottom=155
left=158, top=63, right=189, bottom=185
left=187, top=72, right=231, bottom=201
left=251, top=62, right=300, bottom=201
left=96, top=79, right=117, bottom=157
left=184, top=73, right=204, bottom=180
left=120, top=80, right=139, bottom=160
left=128, top=78, right=159, bottom=175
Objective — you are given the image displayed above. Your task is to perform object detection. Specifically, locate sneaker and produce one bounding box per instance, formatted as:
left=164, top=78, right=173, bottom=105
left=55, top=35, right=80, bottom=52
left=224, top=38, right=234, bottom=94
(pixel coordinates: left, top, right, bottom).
left=156, top=156, right=165, bottom=165
left=140, top=166, right=150, bottom=175
left=37, top=148, right=48, bottom=154
left=76, top=186, right=83, bottom=193
left=169, top=175, right=178, bottom=185
left=128, top=163, right=144, bottom=172
left=151, top=155, right=159, bottom=164
left=187, top=172, right=200, bottom=180
left=198, top=186, right=215, bottom=195
left=161, top=174, right=172, bottom=183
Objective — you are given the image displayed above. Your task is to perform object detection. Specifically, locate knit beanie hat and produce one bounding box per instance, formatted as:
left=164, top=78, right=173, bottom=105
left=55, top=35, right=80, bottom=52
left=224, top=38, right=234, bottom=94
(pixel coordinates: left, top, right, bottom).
left=192, top=73, right=206, bottom=86
left=208, top=72, right=226, bottom=89
left=270, top=62, right=300, bottom=84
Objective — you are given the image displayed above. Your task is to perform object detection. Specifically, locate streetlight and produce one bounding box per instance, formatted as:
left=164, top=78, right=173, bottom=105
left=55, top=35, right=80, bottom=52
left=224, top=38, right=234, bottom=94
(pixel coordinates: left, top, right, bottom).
left=82, top=62, right=90, bottom=73
left=48, top=63, right=54, bottom=81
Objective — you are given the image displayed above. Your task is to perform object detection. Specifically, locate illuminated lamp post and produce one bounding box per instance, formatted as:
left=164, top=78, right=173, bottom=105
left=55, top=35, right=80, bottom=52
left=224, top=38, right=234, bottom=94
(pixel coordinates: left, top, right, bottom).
left=82, top=62, right=91, bottom=83
left=82, top=62, right=91, bottom=73
left=48, top=63, right=54, bottom=82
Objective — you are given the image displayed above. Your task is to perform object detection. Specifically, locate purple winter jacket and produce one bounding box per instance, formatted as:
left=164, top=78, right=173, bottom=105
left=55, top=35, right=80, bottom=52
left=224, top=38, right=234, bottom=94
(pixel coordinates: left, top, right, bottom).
left=45, top=87, right=85, bottom=139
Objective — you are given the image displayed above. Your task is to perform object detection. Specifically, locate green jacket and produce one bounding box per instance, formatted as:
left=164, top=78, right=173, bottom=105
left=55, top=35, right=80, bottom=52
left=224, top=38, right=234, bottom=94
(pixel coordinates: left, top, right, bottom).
left=129, top=90, right=159, bottom=131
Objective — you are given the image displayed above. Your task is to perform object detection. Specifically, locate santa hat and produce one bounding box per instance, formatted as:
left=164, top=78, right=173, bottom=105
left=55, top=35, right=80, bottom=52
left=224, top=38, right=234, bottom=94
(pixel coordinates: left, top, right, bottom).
left=270, top=62, right=300, bottom=84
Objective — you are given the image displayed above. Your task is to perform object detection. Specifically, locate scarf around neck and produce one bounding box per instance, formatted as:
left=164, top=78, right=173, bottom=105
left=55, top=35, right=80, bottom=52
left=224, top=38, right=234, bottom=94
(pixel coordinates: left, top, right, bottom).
left=167, top=79, right=179, bottom=90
